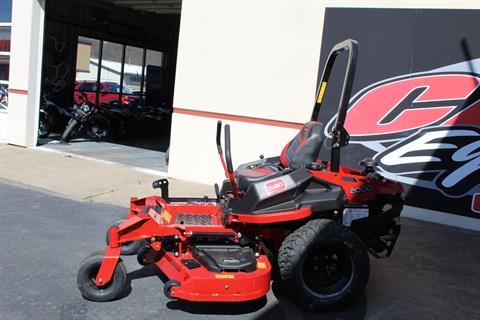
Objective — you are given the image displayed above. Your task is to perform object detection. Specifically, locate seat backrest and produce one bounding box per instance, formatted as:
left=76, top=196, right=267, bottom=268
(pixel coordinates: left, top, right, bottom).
left=280, top=121, right=323, bottom=169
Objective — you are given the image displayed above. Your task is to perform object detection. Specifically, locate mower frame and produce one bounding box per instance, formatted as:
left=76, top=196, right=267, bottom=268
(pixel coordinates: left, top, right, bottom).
left=78, top=39, right=404, bottom=308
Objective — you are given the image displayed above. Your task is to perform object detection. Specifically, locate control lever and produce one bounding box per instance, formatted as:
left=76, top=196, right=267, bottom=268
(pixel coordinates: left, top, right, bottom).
left=215, top=120, right=240, bottom=198
left=214, top=183, right=220, bottom=201
left=216, top=120, right=229, bottom=178
left=152, top=179, right=169, bottom=201
left=222, top=195, right=233, bottom=225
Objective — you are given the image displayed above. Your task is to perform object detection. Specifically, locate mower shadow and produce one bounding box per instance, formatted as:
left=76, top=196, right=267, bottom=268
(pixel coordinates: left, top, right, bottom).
left=114, top=264, right=164, bottom=301
left=252, top=280, right=368, bottom=320
left=127, top=263, right=165, bottom=282
left=124, top=265, right=366, bottom=318
left=166, top=297, right=268, bottom=315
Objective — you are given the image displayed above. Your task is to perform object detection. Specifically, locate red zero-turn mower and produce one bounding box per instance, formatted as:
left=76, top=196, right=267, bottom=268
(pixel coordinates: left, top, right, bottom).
left=77, top=40, right=403, bottom=311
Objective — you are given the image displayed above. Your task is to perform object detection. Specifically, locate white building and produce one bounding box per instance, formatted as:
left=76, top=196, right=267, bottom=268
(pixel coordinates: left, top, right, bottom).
left=1, top=0, right=480, bottom=229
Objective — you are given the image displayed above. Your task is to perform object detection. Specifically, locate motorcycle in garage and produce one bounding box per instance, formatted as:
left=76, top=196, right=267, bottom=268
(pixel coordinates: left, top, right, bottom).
left=61, top=102, right=126, bottom=142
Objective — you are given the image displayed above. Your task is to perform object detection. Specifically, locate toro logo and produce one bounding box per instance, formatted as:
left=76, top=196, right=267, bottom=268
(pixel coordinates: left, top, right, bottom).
left=265, top=178, right=287, bottom=195
left=325, top=61, right=480, bottom=211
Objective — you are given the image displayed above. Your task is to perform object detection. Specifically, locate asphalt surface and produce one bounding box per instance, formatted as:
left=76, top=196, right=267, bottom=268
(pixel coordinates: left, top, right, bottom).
left=0, top=180, right=479, bottom=320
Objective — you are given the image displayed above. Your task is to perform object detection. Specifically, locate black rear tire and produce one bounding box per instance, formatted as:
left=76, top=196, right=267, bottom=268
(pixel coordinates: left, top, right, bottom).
left=61, top=118, right=80, bottom=142
left=77, top=252, right=127, bottom=302
left=106, top=218, right=143, bottom=255
left=278, top=219, right=369, bottom=311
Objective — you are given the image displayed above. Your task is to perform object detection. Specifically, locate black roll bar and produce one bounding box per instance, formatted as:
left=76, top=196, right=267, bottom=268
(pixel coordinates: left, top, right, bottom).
left=311, top=39, right=358, bottom=172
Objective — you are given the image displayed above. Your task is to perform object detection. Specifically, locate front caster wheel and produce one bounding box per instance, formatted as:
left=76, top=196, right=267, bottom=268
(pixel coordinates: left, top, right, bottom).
left=77, top=252, right=127, bottom=302
left=164, top=280, right=180, bottom=300
left=106, top=218, right=143, bottom=255
left=278, top=219, right=370, bottom=311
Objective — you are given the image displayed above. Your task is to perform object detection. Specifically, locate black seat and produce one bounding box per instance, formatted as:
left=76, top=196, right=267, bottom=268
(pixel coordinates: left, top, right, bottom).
left=236, top=121, right=323, bottom=191
left=236, top=165, right=282, bottom=191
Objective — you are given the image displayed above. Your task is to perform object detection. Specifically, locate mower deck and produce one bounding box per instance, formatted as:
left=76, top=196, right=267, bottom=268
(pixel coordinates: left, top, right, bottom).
left=95, top=196, right=278, bottom=302
left=157, top=251, right=271, bottom=301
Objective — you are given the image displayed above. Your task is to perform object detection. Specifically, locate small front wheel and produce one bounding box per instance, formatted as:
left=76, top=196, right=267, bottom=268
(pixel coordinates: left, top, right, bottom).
left=77, top=252, right=127, bottom=302
left=163, top=280, right=180, bottom=300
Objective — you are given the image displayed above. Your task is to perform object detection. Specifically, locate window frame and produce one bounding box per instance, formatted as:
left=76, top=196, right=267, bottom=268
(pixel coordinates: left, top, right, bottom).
left=75, top=36, right=165, bottom=107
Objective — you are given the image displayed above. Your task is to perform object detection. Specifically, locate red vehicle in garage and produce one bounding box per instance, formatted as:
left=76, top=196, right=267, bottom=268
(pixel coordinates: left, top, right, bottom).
left=74, top=81, right=138, bottom=106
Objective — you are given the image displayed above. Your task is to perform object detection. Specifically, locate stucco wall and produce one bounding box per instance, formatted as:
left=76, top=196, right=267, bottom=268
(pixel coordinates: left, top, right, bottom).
left=170, top=0, right=480, bottom=185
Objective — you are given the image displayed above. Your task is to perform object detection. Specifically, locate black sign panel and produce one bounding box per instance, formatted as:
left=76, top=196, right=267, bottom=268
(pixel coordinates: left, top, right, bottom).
left=317, top=8, right=480, bottom=218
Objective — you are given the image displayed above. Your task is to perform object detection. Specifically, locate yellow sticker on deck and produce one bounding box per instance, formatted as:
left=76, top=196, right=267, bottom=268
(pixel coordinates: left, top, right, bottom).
left=215, top=274, right=235, bottom=279
left=162, top=209, right=172, bottom=224
left=257, top=262, right=266, bottom=269
left=316, top=81, right=328, bottom=103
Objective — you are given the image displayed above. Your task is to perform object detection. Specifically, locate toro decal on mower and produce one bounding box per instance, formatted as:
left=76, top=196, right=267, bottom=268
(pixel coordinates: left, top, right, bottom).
left=265, top=178, right=287, bottom=195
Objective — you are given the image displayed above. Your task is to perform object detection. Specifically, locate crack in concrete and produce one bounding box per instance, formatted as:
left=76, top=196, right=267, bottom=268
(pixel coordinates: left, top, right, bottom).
left=82, top=189, right=117, bottom=201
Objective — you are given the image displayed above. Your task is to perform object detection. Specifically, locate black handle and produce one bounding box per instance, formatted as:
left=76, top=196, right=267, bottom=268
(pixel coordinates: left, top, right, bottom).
left=224, top=125, right=233, bottom=173
left=216, top=120, right=223, bottom=154
left=312, top=39, right=358, bottom=122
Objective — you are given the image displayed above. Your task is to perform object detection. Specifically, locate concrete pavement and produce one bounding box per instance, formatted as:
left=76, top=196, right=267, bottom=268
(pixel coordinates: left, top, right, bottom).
left=1, top=143, right=480, bottom=319
left=0, top=143, right=214, bottom=207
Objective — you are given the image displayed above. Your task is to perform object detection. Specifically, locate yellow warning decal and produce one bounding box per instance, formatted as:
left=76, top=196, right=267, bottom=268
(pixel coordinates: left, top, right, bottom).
left=316, top=81, right=328, bottom=103
left=257, top=262, right=266, bottom=269
left=161, top=209, right=172, bottom=224
left=215, top=274, right=235, bottom=279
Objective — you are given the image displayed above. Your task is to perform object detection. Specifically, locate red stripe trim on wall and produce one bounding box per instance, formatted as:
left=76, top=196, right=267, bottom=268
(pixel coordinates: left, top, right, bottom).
left=9, top=89, right=29, bottom=95
left=173, top=108, right=303, bottom=129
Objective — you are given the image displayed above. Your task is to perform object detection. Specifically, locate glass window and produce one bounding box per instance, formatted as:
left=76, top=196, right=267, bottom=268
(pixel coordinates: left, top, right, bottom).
left=74, top=36, right=100, bottom=105
left=0, top=83, right=7, bottom=110
left=74, top=36, right=165, bottom=109
left=78, top=82, right=96, bottom=92
left=0, top=26, right=10, bottom=52
left=99, top=41, right=123, bottom=106
left=144, top=50, right=163, bottom=108
left=0, top=55, right=9, bottom=81
left=122, top=45, right=144, bottom=103
left=105, top=82, right=132, bottom=94
left=0, top=0, right=12, bottom=23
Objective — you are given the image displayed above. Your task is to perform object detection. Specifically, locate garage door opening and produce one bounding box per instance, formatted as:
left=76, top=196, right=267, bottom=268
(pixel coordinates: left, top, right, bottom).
left=37, top=0, right=181, bottom=173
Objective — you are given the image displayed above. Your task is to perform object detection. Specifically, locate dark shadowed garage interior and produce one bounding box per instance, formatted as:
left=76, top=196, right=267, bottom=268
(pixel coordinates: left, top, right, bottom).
left=37, top=0, right=182, bottom=172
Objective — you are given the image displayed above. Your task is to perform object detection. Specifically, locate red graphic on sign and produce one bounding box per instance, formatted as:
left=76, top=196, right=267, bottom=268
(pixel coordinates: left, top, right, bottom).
left=343, top=74, right=479, bottom=137
left=472, top=194, right=480, bottom=213
left=266, top=179, right=286, bottom=195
